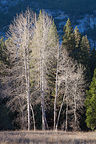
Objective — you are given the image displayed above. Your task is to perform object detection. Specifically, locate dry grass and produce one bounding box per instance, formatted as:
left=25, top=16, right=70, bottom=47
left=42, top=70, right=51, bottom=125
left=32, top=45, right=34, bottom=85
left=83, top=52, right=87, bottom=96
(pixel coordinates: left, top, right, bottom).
left=0, top=131, right=96, bottom=144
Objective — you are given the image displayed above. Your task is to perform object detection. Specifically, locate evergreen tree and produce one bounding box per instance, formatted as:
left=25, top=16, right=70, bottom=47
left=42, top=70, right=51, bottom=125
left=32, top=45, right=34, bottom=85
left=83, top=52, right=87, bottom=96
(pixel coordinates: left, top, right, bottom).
left=62, top=19, right=90, bottom=68
left=62, top=18, right=75, bottom=53
left=73, top=26, right=81, bottom=60
left=73, top=27, right=90, bottom=69
left=90, top=48, right=96, bottom=78
left=46, top=20, right=59, bottom=129
left=73, top=28, right=90, bottom=81
left=0, top=37, right=9, bottom=67
left=85, top=68, right=96, bottom=130
left=74, top=26, right=81, bottom=49
left=0, top=38, right=12, bottom=130
left=0, top=37, right=10, bottom=93
left=80, top=35, right=90, bottom=68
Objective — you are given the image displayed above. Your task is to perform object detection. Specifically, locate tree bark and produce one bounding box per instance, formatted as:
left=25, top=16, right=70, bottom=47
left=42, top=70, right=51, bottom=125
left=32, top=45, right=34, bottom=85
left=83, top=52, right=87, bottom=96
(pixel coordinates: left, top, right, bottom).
left=56, top=94, right=66, bottom=130
left=74, top=81, right=78, bottom=131
left=30, top=104, right=36, bottom=131
left=24, top=45, right=30, bottom=131
left=54, top=67, right=58, bottom=130
left=65, top=102, right=68, bottom=131
left=54, top=45, right=60, bottom=130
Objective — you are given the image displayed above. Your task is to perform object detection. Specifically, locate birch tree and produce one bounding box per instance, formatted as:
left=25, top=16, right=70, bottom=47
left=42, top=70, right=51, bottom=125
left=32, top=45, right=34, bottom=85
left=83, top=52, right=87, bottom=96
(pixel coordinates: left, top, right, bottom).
left=7, top=9, right=36, bottom=130
left=56, top=48, right=76, bottom=131
left=31, top=11, right=59, bottom=130
left=69, top=65, right=85, bottom=131
left=55, top=48, right=85, bottom=131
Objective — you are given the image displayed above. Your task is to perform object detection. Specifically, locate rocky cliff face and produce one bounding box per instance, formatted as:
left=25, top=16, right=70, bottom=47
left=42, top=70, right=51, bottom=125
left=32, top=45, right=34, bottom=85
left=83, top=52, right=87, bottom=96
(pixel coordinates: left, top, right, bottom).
left=0, top=0, right=96, bottom=47
left=0, top=0, right=23, bottom=6
left=0, top=0, right=23, bottom=13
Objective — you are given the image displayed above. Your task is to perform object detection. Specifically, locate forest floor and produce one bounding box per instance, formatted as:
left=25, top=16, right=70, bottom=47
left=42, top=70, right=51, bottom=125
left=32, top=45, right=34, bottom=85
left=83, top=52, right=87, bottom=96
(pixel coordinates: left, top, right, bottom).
left=0, top=131, right=96, bottom=144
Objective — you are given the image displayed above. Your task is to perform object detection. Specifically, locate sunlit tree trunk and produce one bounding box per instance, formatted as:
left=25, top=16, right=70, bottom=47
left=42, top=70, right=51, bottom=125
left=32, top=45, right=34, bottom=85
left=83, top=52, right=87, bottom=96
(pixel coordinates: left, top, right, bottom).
left=7, top=9, right=36, bottom=130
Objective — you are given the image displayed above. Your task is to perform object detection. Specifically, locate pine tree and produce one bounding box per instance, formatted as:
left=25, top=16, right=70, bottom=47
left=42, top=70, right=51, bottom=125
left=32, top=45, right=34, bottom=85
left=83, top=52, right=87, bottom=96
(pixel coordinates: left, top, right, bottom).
left=85, top=68, right=96, bottom=130
left=80, top=35, right=90, bottom=68
left=46, top=20, right=59, bottom=129
left=73, top=28, right=90, bottom=81
left=63, top=19, right=90, bottom=68
left=90, top=48, right=96, bottom=78
left=73, top=27, right=90, bottom=69
left=73, top=26, right=81, bottom=60
left=0, top=37, right=10, bottom=96
left=74, top=26, right=81, bottom=49
left=62, top=18, right=75, bottom=53
left=0, top=37, right=9, bottom=66
left=0, top=38, right=12, bottom=130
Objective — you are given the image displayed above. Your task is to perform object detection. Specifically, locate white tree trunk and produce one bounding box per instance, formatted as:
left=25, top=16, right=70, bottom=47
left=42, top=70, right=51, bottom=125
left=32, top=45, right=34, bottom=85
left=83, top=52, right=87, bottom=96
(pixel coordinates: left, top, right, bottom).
left=74, top=83, right=77, bottom=130
left=24, top=47, right=30, bottom=131
left=7, top=10, right=36, bottom=130
left=65, top=102, right=68, bottom=131
left=54, top=45, right=60, bottom=130
left=30, top=104, right=36, bottom=131
left=54, top=67, right=58, bottom=130
left=40, top=49, right=48, bottom=130
left=56, top=94, right=66, bottom=130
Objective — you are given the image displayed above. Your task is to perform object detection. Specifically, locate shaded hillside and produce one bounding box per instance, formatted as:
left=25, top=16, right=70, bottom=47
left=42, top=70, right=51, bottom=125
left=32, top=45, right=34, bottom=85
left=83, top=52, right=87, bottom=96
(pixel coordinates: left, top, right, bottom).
left=0, top=0, right=96, bottom=30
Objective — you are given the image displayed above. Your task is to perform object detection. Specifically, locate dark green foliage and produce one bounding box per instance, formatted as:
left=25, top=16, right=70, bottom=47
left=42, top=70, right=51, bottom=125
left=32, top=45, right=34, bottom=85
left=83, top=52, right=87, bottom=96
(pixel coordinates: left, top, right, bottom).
left=63, top=18, right=75, bottom=52
left=80, top=36, right=90, bottom=67
left=63, top=19, right=90, bottom=69
left=0, top=98, right=13, bottom=130
left=0, top=38, right=12, bottom=130
left=74, top=28, right=91, bottom=82
left=75, top=35, right=90, bottom=79
left=90, top=48, right=96, bottom=78
left=33, top=104, right=42, bottom=129
left=85, top=69, right=96, bottom=130
left=72, top=27, right=82, bottom=61
left=0, top=38, right=10, bottom=92
left=0, top=38, right=9, bottom=66
left=74, top=27, right=81, bottom=48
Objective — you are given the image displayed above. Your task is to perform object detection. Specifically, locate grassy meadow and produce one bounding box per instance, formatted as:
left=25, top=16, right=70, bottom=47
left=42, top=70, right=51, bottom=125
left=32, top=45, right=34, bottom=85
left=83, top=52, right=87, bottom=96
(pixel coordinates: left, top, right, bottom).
left=0, top=131, right=96, bottom=144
